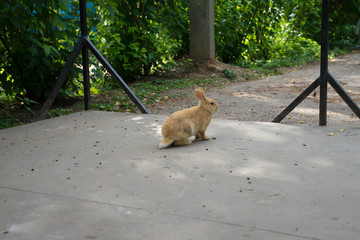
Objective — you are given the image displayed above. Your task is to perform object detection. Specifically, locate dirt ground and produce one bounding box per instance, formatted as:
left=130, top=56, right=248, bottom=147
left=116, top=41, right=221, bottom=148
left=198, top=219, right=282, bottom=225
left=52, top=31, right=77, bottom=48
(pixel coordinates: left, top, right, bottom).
left=149, top=50, right=360, bottom=127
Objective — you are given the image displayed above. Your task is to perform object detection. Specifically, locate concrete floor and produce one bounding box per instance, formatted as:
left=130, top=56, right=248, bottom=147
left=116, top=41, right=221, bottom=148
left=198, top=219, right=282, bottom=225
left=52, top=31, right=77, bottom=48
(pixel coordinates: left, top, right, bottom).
left=0, top=111, right=359, bottom=240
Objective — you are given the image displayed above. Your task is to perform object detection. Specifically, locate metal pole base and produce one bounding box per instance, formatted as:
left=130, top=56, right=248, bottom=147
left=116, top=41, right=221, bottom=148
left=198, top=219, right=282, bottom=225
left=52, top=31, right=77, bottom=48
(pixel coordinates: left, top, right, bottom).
left=272, top=0, right=360, bottom=125
left=272, top=73, right=360, bottom=125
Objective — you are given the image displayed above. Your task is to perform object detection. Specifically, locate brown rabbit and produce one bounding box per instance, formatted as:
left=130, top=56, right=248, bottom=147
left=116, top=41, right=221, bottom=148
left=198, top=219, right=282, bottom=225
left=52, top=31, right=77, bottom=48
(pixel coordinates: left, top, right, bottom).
left=159, top=87, right=219, bottom=149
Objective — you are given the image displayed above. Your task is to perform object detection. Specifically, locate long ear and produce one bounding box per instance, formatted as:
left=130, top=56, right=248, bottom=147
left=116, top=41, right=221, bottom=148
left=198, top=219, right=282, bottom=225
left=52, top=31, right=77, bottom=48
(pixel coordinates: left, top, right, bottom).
left=195, top=88, right=206, bottom=100
left=198, top=87, right=205, bottom=94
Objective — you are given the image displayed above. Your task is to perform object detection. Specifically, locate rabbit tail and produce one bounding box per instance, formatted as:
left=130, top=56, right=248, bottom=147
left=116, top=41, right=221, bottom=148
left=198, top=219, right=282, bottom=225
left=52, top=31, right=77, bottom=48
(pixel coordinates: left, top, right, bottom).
left=159, top=137, right=174, bottom=149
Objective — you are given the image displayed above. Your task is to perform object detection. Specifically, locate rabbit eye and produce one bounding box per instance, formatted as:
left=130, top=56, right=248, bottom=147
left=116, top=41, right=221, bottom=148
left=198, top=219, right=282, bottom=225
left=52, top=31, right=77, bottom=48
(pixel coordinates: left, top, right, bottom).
left=210, top=102, right=214, bottom=105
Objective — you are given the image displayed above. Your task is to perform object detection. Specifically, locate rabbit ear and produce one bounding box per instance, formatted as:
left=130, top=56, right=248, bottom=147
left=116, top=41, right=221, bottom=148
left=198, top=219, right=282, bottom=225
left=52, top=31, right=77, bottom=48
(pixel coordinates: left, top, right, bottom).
left=195, top=88, right=206, bottom=100
left=198, top=87, right=205, bottom=94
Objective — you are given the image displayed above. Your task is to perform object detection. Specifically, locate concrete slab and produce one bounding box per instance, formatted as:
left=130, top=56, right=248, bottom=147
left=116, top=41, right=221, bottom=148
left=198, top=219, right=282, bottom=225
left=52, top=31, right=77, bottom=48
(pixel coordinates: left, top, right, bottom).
left=0, top=111, right=359, bottom=240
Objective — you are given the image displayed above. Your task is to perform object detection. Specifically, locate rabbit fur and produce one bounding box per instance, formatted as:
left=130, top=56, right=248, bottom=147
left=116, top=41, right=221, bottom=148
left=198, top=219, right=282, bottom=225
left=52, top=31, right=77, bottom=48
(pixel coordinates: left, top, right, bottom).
left=159, top=87, right=219, bottom=149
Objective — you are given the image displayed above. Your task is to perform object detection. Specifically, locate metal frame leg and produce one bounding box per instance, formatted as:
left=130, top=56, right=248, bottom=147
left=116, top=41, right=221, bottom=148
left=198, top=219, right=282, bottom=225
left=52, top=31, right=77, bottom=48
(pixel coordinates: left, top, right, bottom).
left=85, top=38, right=149, bottom=114
left=273, top=0, right=360, bottom=125
left=82, top=44, right=91, bottom=110
left=35, top=0, right=149, bottom=121
left=35, top=38, right=85, bottom=121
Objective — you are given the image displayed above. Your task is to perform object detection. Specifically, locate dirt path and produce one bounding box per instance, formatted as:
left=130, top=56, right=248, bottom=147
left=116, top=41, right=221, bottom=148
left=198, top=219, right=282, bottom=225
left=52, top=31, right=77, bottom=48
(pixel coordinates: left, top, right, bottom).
left=149, top=50, right=360, bottom=127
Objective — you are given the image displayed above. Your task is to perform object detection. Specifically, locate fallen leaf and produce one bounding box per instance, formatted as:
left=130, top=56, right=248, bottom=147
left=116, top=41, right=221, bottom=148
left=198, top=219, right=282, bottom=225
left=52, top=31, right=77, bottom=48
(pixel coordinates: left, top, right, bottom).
left=338, top=129, right=345, bottom=132
left=299, top=121, right=305, bottom=124
left=328, top=133, right=335, bottom=136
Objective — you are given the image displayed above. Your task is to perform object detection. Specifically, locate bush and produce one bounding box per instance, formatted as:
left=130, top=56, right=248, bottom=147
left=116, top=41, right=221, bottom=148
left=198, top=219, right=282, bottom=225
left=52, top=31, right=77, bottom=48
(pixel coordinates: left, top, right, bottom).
left=0, top=0, right=82, bottom=100
left=1, top=0, right=359, bottom=101
left=215, top=0, right=359, bottom=68
left=93, top=0, right=188, bottom=82
left=296, top=0, right=360, bottom=49
left=214, top=0, right=281, bottom=63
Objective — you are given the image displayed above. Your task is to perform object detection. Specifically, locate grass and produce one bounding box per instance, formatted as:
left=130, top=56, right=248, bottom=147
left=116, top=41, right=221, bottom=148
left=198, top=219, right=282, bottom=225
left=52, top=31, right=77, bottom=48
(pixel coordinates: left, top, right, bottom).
left=0, top=74, right=235, bottom=129
left=0, top=47, right=356, bottom=129
left=91, top=74, right=234, bottom=112
left=0, top=96, right=38, bottom=129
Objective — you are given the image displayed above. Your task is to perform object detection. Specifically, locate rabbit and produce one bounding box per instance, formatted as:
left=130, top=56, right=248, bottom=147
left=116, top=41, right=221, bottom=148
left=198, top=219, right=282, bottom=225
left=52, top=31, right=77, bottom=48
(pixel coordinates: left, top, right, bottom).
left=159, top=87, right=219, bottom=149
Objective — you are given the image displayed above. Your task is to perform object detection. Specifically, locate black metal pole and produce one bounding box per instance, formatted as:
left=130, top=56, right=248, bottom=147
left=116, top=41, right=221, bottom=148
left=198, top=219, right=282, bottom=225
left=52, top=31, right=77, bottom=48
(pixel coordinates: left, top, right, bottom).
left=35, top=0, right=150, bottom=120
left=82, top=47, right=91, bottom=110
left=328, top=73, right=360, bottom=118
left=35, top=38, right=85, bottom=121
left=79, top=0, right=88, bottom=37
left=319, top=0, right=329, bottom=126
left=272, top=78, right=320, bottom=123
left=85, top=38, right=150, bottom=114
left=273, top=0, right=360, bottom=125
left=80, top=0, right=91, bottom=110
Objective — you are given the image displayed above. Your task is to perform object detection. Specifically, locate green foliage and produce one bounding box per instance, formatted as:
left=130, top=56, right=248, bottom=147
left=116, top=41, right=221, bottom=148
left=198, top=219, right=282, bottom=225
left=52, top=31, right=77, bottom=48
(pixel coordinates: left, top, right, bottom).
left=214, top=0, right=321, bottom=68
left=15, top=96, right=39, bottom=114
left=0, top=114, right=26, bottom=129
left=289, top=0, right=360, bottom=49
left=215, top=0, right=359, bottom=68
left=1, top=0, right=359, bottom=104
left=0, top=95, right=39, bottom=129
left=215, top=0, right=282, bottom=63
left=92, top=74, right=226, bottom=113
left=222, top=69, right=237, bottom=80
left=0, top=0, right=84, bottom=100
left=47, top=108, right=71, bottom=118
left=329, top=0, right=360, bottom=49
left=93, top=0, right=188, bottom=82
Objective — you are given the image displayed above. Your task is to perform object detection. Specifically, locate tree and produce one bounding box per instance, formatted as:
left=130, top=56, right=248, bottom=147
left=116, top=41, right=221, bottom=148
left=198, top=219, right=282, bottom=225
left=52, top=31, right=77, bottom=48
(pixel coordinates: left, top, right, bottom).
left=189, top=0, right=215, bottom=61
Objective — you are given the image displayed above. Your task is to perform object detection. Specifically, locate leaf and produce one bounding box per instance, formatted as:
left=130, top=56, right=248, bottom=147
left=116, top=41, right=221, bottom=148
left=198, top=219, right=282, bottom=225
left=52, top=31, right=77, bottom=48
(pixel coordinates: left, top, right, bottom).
left=50, top=46, right=60, bottom=57
left=61, top=0, right=71, bottom=10
left=43, top=45, right=51, bottom=57
left=148, top=52, right=155, bottom=61
left=31, top=39, right=42, bottom=47
left=53, top=15, right=67, bottom=29
left=9, top=16, right=22, bottom=30
left=39, top=21, right=46, bottom=30
left=28, top=46, right=38, bottom=56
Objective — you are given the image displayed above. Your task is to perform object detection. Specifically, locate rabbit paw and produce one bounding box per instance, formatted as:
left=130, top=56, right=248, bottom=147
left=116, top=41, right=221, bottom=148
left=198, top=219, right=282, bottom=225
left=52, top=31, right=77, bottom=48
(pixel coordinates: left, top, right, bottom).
left=196, top=132, right=210, bottom=140
left=173, top=138, right=192, bottom=146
